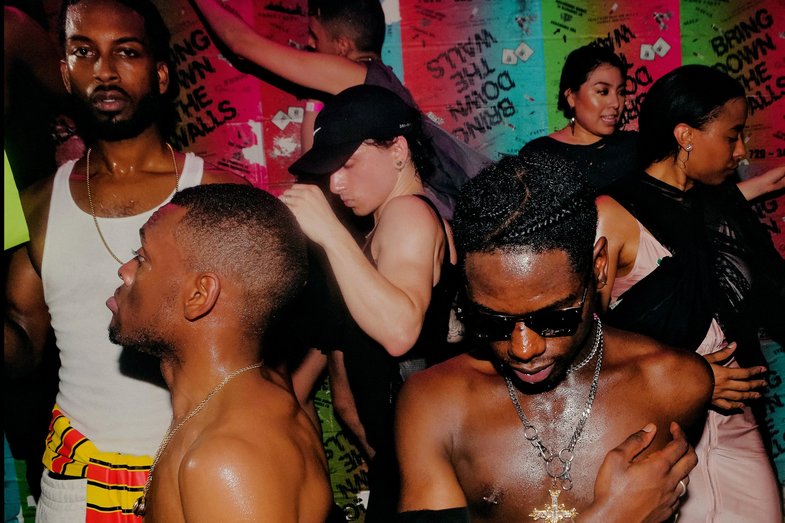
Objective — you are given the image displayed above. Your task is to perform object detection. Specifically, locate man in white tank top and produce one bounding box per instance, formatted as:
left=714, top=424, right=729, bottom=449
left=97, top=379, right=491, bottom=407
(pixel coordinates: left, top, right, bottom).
left=4, top=1, right=245, bottom=521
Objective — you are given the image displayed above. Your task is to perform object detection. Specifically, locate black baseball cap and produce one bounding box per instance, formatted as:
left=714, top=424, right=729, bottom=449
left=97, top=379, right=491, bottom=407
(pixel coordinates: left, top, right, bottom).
left=289, top=85, right=420, bottom=179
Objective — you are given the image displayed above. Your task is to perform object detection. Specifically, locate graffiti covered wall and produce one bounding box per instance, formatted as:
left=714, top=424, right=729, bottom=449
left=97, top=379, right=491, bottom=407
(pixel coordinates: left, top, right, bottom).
left=159, top=0, right=783, bottom=253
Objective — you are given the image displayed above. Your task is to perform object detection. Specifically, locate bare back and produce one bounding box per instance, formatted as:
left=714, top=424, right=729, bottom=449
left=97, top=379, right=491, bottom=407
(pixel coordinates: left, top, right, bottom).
left=144, top=368, right=331, bottom=523
left=396, top=326, right=712, bottom=521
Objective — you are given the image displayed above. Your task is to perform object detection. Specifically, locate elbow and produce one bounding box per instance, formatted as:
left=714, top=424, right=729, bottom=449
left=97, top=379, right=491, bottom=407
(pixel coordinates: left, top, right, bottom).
left=381, top=324, right=422, bottom=358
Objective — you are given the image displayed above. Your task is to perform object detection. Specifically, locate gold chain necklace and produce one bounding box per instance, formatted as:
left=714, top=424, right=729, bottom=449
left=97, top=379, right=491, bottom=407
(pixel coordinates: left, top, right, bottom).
left=132, top=362, right=263, bottom=517
left=85, top=143, right=180, bottom=264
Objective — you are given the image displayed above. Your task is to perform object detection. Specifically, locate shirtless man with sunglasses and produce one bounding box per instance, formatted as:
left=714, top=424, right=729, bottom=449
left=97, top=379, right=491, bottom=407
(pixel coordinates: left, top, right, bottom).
left=395, top=154, right=713, bottom=523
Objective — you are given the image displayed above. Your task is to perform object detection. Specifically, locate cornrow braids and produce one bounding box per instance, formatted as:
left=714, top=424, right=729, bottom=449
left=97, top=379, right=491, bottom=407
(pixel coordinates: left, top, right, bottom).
left=454, top=153, right=597, bottom=275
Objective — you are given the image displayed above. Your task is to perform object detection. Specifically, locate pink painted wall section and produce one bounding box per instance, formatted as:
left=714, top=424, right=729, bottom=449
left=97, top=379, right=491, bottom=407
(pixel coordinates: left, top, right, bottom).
left=158, top=0, right=309, bottom=193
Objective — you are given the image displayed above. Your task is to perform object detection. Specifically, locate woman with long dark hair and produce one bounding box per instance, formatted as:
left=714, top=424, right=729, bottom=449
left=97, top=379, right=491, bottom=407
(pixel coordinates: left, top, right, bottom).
left=597, top=64, right=783, bottom=522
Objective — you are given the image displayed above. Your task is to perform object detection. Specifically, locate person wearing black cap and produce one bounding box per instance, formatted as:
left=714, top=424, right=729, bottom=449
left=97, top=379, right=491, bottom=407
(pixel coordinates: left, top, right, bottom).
left=192, top=0, right=489, bottom=219
left=282, top=85, right=458, bottom=520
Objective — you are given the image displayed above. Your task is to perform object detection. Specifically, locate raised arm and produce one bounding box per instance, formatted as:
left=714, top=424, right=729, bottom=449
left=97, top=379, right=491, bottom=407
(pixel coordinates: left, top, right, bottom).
left=283, top=187, right=444, bottom=356
left=190, top=0, right=366, bottom=94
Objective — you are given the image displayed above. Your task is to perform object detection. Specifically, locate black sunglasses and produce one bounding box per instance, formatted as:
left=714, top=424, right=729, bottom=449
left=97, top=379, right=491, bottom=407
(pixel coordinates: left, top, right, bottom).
left=458, top=285, right=589, bottom=340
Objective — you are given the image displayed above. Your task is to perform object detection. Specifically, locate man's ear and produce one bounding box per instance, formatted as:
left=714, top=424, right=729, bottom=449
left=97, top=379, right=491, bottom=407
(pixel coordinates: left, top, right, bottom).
left=60, top=60, right=72, bottom=94
left=156, top=62, right=169, bottom=95
left=593, top=236, right=609, bottom=289
left=184, top=273, right=220, bottom=321
left=335, top=35, right=353, bottom=57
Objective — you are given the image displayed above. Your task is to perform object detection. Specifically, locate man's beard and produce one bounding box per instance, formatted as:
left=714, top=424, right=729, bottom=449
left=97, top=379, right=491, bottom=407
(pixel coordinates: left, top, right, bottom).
left=109, top=323, right=176, bottom=361
left=72, top=79, right=163, bottom=142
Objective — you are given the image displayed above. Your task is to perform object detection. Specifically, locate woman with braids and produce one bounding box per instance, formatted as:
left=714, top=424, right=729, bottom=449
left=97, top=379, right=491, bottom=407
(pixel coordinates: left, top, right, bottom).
left=597, top=64, right=783, bottom=522
left=282, top=85, right=457, bottom=520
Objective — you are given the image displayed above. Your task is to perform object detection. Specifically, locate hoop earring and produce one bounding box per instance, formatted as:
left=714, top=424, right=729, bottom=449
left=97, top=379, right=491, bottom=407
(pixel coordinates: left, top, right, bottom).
left=678, top=145, right=692, bottom=172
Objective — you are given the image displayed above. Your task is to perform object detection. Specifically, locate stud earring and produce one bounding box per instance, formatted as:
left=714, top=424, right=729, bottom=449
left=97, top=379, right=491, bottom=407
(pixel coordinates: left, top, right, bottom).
left=685, top=143, right=693, bottom=152
left=395, top=160, right=404, bottom=169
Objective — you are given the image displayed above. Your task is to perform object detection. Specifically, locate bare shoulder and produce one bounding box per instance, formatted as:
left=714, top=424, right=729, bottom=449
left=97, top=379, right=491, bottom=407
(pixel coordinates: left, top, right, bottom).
left=399, top=353, right=494, bottom=419
left=382, top=194, right=440, bottom=225
left=199, top=161, right=251, bottom=186
left=179, top=416, right=328, bottom=521
left=376, top=194, right=441, bottom=240
left=604, top=326, right=713, bottom=406
left=596, top=195, right=636, bottom=232
left=178, top=434, right=281, bottom=520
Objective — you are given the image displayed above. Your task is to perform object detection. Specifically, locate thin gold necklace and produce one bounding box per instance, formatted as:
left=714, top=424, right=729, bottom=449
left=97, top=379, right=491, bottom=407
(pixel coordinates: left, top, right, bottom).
left=132, top=362, right=263, bottom=517
left=85, top=143, right=180, bottom=264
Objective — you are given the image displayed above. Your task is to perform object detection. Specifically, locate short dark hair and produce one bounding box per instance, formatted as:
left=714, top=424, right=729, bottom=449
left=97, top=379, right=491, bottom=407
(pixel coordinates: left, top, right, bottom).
left=638, top=64, right=746, bottom=167
left=309, top=0, right=386, bottom=55
left=453, top=153, right=597, bottom=277
left=170, top=184, right=308, bottom=335
left=557, top=44, right=627, bottom=119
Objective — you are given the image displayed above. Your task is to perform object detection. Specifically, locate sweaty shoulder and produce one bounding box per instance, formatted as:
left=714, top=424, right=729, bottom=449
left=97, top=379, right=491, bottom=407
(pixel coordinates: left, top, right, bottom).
left=604, top=326, right=712, bottom=412
left=179, top=434, right=284, bottom=520
left=179, top=428, right=327, bottom=522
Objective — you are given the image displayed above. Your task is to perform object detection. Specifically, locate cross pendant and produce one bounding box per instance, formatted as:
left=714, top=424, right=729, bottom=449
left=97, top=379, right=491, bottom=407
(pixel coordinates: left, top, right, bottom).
left=529, top=487, right=578, bottom=522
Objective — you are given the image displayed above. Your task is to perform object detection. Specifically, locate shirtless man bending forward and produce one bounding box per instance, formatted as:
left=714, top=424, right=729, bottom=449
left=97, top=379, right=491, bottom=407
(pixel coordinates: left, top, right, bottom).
left=396, top=155, right=713, bottom=522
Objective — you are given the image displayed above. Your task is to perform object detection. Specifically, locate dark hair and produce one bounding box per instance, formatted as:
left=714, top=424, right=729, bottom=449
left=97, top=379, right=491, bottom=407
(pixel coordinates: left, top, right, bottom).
left=638, top=64, right=746, bottom=167
left=453, top=153, right=597, bottom=277
left=309, top=0, right=385, bottom=55
left=369, top=115, right=436, bottom=182
left=171, top=184, right=308, bottom=336
left=557, top=44, right=627, bottom=119
left=59, top=0, right=179, bottom=136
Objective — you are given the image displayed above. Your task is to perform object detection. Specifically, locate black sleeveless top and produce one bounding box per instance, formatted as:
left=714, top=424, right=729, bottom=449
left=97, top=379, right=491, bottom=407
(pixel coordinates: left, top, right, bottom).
left=344, top=194, right=456, bottom=451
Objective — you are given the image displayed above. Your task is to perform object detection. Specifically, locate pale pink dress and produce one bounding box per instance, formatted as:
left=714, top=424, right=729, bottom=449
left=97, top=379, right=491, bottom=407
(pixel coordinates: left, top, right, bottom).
left=610, top=221, right=782, bottom=523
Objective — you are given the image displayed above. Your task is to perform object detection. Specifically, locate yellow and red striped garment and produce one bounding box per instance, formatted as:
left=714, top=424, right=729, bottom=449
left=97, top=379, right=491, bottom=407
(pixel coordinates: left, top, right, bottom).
left=43, top=406, right=152, bottom=522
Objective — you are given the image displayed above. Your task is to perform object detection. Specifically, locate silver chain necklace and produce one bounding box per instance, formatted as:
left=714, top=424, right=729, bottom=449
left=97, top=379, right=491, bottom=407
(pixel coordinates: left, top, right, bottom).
left=504, top=316, right=604, bottom=492
left=567, top=313, right=602, bottom=374
left=132, top=362, right=262, bottom=517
